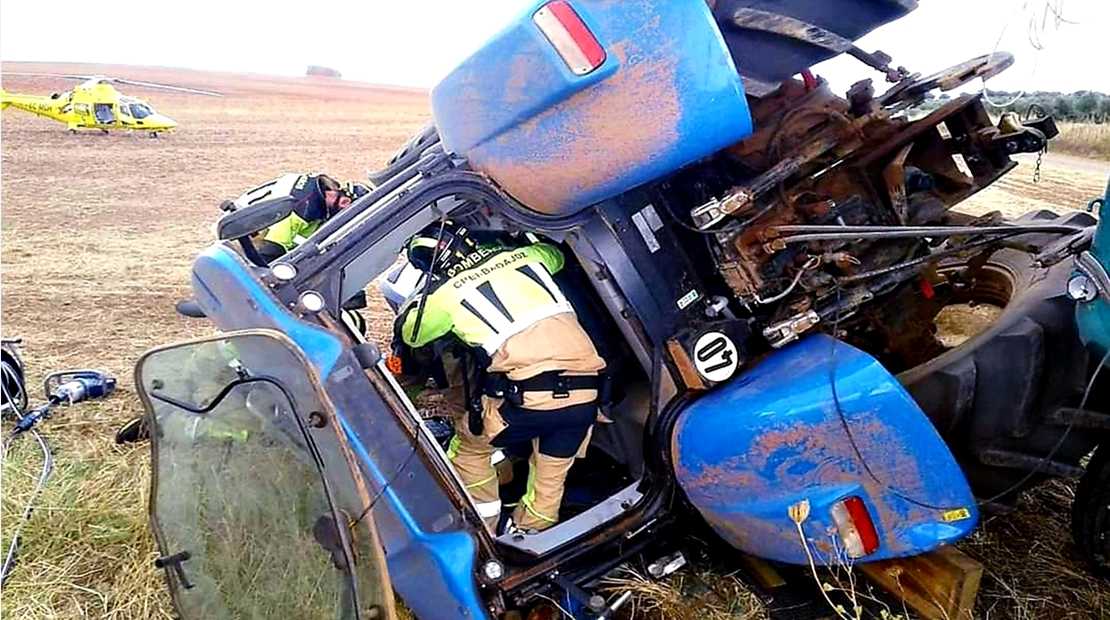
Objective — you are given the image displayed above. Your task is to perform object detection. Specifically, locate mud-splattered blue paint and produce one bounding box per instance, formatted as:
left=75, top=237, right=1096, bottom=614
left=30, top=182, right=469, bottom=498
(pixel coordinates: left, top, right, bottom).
left=190, top=244, right=344, bottom=376
left=430, top=0, right=753, bottom=216
left=672, top=333, right=979, bottom=565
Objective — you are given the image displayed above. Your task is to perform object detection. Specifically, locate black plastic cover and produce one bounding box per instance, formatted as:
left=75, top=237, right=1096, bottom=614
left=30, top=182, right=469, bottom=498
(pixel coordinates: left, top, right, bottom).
left=712, top=0, right=918, bottom=87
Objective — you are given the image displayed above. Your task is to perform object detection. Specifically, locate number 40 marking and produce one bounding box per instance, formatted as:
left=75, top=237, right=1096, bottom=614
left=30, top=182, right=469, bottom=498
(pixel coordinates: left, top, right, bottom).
left=693, top=331, right=739, bottom=382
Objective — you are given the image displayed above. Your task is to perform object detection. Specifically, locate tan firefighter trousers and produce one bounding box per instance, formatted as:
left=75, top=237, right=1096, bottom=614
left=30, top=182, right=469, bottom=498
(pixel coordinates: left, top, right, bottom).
left=447, top=312, right=606, bottom=533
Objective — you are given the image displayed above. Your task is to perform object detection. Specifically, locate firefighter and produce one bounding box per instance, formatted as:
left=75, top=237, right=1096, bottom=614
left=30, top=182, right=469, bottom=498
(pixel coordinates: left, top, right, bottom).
left=395, top=220, right=607, bottom=534
left=228, top=172, right=372, bottom=264
left=128, top=174, right=373, bottom=444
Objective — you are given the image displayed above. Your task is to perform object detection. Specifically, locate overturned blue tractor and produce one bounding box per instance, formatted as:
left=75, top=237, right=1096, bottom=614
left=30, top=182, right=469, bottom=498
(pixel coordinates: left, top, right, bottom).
left=136, top=1, right=1110, bottom=619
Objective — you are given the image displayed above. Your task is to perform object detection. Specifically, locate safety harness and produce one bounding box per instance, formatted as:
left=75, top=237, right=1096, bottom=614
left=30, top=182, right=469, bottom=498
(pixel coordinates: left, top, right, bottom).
left=483, top=371, right=605, bottom=404
left=453, top=343, right=612, bottom=437
left=400, top=224, right=614, bottom=436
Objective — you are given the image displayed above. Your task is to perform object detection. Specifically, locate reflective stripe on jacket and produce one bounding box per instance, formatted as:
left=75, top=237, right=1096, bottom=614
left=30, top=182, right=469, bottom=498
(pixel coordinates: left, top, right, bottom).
left=398, top=243, right=571, bottom=354
left=263, top=211, right=321, bottom=251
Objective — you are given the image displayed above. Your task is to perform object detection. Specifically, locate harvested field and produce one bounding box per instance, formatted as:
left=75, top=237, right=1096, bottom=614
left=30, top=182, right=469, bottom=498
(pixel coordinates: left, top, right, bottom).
left=2, top=62, right=1109, bottom=619
left=1, top=61, right=430, bottom=620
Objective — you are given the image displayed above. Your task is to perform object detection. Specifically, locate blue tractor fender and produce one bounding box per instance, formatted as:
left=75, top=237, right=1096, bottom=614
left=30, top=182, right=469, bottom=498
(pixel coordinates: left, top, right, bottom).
left=672, top=333, right=979, bottom=565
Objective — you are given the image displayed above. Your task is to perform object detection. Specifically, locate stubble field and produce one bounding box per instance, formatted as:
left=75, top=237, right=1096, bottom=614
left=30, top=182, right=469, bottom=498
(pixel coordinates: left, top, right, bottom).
left=2, top=61, right=1110, bottom=619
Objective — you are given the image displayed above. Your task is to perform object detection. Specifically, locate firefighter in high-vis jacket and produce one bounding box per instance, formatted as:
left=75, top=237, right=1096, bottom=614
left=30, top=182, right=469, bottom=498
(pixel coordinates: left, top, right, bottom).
left=220, top=171, right=375, bottom=336
left=225, top=172, right=372, bottom=264
left=395, top=220, right=607, bottom=534
left=123, top=174, right=374, bottom=445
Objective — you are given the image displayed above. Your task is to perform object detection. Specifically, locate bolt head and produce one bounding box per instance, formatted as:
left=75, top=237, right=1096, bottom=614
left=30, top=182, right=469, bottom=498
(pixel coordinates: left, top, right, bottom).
left=272, top=263, right=297, bottom=280
left=482, top=560, right=504, bottom=582
left=1067, top=274, right=1098, bottom=303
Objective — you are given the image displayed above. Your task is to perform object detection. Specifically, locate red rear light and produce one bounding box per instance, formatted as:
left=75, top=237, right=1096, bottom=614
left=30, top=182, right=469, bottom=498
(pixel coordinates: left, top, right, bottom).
left=830, top=496, right=881, bottom=558
left=533, top=1, right=606, bottom=76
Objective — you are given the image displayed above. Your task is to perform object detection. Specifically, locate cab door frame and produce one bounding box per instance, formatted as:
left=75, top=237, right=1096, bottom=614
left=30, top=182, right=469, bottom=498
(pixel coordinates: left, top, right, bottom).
left=136, top=328, right=399, bottom=619
left=185, top=236, right=497, bottom=619
left=268, top=154, right=680, bottom=606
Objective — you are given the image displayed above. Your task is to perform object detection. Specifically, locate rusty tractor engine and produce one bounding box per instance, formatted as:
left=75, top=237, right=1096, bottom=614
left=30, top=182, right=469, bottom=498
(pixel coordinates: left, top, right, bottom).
left=655, top=56, right=1059, bottom=373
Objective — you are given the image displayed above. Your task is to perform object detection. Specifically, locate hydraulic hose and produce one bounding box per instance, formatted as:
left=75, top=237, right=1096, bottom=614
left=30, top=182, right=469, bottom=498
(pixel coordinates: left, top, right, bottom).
left=0, top=398, right=53, bottom=585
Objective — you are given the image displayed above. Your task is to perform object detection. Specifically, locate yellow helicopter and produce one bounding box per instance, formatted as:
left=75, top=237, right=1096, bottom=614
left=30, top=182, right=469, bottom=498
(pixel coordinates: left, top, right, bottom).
left=1, top=73, right=221, bottom=137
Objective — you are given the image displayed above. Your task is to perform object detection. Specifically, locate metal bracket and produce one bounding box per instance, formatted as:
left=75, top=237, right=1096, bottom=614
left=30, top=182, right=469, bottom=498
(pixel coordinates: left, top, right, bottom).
left=762, top=310, right=821, bottom=348
left=728, top=8, right=911, bottom=83
left=154, top=550, right=195, bottom=590
left=689, top=189, right=755, bottom=230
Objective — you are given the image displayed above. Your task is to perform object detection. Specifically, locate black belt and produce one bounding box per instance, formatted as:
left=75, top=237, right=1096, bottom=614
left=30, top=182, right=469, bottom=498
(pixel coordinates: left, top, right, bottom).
left=483, top=370, right=602, bottom=402
left=465, top=368, right=610, bottom=437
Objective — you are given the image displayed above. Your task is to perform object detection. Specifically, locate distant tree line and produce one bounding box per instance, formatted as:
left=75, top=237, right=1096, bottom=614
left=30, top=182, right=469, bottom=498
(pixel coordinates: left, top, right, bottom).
left=918, top=90, right=1110, bottom=123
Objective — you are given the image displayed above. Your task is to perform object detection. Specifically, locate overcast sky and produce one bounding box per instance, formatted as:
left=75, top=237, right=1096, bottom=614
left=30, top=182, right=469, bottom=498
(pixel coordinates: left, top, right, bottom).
left=1, top=0, right=1106, bottom=96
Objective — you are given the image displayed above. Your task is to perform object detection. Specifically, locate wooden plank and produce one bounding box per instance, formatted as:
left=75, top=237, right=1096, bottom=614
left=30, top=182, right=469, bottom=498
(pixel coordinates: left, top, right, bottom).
left=738, top=553, right=787, bottom=590
left=858, top=545, right=983, bottom=620
left=665, top=338, right=707, bottom=390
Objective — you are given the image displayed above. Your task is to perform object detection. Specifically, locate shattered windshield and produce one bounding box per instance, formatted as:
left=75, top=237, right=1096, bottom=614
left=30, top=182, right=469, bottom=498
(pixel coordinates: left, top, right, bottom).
left=135, top=332, right=392, bottom=620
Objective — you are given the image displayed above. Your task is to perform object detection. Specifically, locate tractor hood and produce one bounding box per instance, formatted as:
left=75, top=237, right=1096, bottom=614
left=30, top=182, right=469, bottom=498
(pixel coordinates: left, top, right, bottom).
left=429, top=0, right=755, bottom=217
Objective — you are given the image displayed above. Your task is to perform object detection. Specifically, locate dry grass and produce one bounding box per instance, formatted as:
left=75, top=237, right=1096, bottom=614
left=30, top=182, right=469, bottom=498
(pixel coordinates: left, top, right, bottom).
left=2, top=61, right=1110, bottom=620
left=597, top=565, right=769, bottom=620
left=957, top=479, right=1110, bottom=619
left=933, top=303, right=1004, bottom=348
left=1050, top=123, right=1110, bottom=163
left=1, top=415, right=171, bottom=619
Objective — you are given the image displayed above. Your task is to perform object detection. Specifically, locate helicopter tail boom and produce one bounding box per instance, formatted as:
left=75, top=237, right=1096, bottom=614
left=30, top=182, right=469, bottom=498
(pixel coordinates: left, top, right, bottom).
left=0, top=90, right=66, bottom=120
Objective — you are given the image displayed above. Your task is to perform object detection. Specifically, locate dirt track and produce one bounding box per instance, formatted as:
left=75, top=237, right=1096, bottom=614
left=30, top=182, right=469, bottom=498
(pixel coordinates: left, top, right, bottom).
left=2, top=62, right=1110, bottom=619
left=958, top=151, right=1109, bottom=218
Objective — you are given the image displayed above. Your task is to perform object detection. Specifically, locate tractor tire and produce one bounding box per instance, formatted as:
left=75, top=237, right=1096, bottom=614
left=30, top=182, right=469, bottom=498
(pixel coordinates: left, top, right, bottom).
left=898, top=208, right=1110, bottom=511
left=0, top=343, right=27, bottom=416
left=1072, top=441, right=1110, bottom=578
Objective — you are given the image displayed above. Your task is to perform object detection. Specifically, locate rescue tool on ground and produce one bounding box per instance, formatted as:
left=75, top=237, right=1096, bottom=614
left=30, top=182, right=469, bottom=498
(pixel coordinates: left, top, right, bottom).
left=2, top=356, right=117, bottom=586
left=8, top=369, right=117, bottom=437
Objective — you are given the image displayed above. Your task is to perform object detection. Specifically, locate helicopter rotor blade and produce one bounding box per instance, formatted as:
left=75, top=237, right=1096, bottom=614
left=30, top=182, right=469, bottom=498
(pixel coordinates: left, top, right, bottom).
left=2, top=72, right=222, bottom=96
left=108, top=78, right=222, bottom=97
left=1, top=72, right=94, bottom=81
